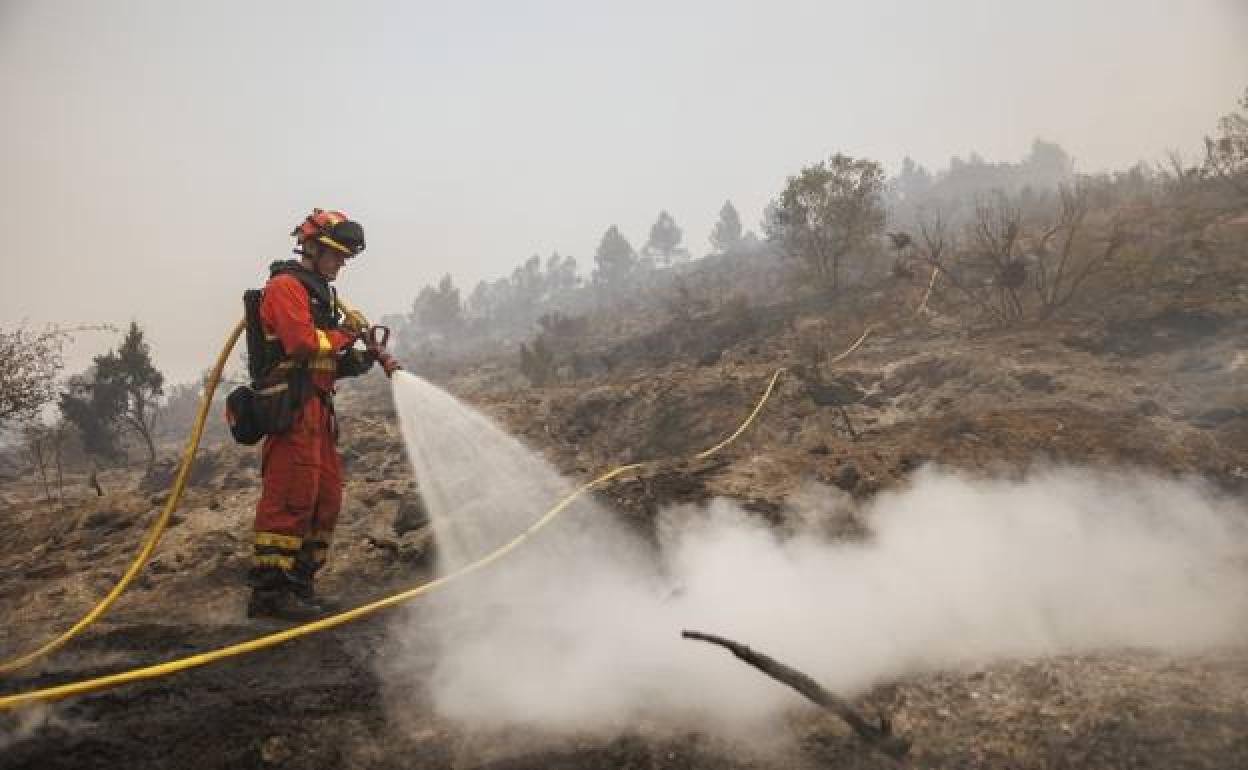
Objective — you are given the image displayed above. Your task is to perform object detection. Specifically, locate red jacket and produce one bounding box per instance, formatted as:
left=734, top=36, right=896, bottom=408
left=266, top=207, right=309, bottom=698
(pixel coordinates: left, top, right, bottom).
left=259, top=273, right=357, bottom=390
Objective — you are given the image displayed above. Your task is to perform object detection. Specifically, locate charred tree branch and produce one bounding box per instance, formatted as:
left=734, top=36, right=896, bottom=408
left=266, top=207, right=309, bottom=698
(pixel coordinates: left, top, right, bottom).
left=681, top=630, right=911, bottom=760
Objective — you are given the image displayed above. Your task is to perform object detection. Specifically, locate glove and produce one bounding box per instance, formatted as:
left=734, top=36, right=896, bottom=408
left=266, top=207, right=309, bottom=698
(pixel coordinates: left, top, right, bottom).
left=377, top=351, right=402, bottom=378
left=337, top=298, right=370, bottom=336
left=342, top=307, right=370, bottom=336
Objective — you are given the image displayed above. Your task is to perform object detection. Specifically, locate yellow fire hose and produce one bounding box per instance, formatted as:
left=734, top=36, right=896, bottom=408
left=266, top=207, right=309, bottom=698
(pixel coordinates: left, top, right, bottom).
left=0, top=366, right=787, bottom=710
left=0, top=320, right=246, bottom=677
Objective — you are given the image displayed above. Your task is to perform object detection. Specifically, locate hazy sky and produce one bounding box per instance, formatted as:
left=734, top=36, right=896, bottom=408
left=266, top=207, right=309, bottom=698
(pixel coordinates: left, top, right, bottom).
left=3, top=0, right=1245, bottom=383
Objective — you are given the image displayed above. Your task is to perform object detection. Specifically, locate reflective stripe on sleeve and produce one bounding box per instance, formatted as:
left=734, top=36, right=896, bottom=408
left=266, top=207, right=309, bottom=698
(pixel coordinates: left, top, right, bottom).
left=315, top=330, right=333, bottom=354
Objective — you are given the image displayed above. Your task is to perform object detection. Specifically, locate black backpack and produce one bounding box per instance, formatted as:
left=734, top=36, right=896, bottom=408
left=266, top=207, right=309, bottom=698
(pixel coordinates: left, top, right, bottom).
left=225, top=275, right=316, bottom=445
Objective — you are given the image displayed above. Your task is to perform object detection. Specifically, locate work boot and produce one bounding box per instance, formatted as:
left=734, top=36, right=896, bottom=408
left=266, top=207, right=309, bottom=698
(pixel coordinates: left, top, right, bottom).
left=246, top=586, right=325, bottom=622
left=290, top=581, right=342, bottom=613
left=291, top=543, right=340, bottom=613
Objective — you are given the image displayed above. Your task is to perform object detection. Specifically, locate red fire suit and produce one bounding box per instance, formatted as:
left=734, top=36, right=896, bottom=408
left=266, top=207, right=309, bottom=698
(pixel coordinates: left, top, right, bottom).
left=251, top=271, right=360, bottom=580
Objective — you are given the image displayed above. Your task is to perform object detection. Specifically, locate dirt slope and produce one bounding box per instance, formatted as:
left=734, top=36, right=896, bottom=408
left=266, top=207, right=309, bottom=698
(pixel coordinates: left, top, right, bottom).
left=3, top=303, right=1248, bottom=769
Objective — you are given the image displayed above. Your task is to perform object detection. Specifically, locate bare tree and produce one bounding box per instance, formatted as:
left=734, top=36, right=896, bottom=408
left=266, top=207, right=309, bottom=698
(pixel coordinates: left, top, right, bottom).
left=1029, top=183, right=1129, bottom=318
left=971, top=192, right=1027, bottom=324
left=1204, top=86, right=1248, bottom=198
left=0, top=324, right=71, bottom=431
left=21, top=420, right=54, bottom=502
left=914, top=186, right=1132, bottom=327
left=912, top=209, right=1001, bottom=323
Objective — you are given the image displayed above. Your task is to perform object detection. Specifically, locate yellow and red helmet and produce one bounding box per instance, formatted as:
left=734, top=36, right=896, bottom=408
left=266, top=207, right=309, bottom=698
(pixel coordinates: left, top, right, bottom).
left=291, top=208, right=366, bottom=256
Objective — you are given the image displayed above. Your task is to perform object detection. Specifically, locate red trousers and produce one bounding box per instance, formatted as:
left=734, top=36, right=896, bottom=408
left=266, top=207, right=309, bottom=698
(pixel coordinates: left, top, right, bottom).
left=252, top=395, right=341, bottom=574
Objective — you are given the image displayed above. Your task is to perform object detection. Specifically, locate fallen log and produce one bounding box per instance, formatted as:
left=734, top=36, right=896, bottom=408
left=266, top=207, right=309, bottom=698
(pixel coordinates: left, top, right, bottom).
left=682, top=630, right=910, bottom=760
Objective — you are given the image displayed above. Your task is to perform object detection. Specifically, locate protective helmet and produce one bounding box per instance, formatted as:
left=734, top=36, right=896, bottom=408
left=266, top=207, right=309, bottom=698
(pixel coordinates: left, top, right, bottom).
left=292, top=208, right=366, bottom=256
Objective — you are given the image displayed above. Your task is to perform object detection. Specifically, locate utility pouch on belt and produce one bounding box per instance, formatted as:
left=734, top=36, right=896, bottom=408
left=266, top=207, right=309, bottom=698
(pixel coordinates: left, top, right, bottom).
left=226, top=377, right=302, bottom=446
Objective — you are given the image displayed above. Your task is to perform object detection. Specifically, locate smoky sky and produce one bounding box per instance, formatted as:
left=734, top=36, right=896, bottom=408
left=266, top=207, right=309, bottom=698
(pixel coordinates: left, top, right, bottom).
left=2, top=0, right=1245, bottom=383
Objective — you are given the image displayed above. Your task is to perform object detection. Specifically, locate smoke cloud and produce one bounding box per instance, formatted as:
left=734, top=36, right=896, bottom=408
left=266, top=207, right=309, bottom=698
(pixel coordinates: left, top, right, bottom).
left=386, top=373, right=1248, bottom=737
left=0, top=704, right=86, bottom=752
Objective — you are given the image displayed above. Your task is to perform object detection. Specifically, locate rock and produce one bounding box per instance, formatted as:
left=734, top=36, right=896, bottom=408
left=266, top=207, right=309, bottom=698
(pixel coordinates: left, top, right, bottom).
left=364, top=484, right=404, bottom=506
left=1013, top=370, right=1059, bottom=394
left=83, top=509, right=125, bottom=531
left=394, top=495, right=430, bottom=536
left=832, top=462, right=861, bottom=492
left=261, top=736, right=294, bottom=765
left=897, top=452, right=926, bottom=473
left=220, top=468, right=257, bottom=490
left=348, top=433, right=393, bottom=454
left=860, top=393, right=887, bottom=409
left=1061, top=330, right=1107, bottom=353
left=892, top=356, right=971, bottom=389
left=24, top=563, right=69, bottom=579
left=1192, top=407, right=1244, bottom=428
left=808, top=378, right=865, bottom=407
left=1177, top=355, right=1221, bottom=373
left=697, top=350, right=722, bottom=366
left=365, top=535, right=401, bottom=556
left=382, top=459, right=410, bottom=480
left=1136, top=400, right=1162, bottom=417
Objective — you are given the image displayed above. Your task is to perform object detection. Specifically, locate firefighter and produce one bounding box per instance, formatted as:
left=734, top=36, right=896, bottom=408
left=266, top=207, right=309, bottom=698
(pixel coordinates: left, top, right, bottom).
left=248, top=208, right=401, bottom=621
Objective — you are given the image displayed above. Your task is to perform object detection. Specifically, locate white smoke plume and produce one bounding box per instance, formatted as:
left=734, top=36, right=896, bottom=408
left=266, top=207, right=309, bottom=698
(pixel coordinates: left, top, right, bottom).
left=386, top=372, right=1248, bottom=735
left=0, top=703, right=86, bottom=752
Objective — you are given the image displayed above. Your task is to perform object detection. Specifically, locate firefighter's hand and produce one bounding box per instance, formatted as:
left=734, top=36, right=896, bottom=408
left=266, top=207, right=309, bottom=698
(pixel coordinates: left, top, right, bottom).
left=377, top=351, right=403, bottom=378
left=342, top=307, right=370, bottom=336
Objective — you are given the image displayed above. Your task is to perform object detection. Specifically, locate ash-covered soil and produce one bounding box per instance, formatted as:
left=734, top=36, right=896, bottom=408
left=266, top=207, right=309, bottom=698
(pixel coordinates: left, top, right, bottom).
left=3, top=300, right=1248, bottom=769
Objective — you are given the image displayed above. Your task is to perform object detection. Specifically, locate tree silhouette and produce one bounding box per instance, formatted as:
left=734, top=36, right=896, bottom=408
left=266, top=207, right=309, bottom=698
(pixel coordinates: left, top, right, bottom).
left=643, top=210, right=689, bottom=266
left=766, top=153, right=887, bottom=291
left=93, top=321, right=165, bottom=465
left=592, top=225, right=639, bottom=289
left=710, top=200, right=743, bottom=254
left=411, top=274, right=464, bottom=335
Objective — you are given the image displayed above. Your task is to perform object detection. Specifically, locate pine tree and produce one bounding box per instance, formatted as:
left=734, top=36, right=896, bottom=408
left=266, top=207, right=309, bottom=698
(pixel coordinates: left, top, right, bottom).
left=643, top=210, right=689, bottom=266
left=710, top=200, right=743, bottom=254
left=412, top=274, right=464, bottom=335
left=591, top=225, right=638, bottom=289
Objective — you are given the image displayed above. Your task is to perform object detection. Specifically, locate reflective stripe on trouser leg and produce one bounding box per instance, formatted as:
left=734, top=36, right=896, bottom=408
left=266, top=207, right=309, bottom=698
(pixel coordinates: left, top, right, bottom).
left=253, top=532, right=302, bottom=570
